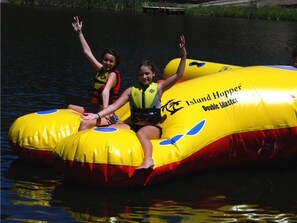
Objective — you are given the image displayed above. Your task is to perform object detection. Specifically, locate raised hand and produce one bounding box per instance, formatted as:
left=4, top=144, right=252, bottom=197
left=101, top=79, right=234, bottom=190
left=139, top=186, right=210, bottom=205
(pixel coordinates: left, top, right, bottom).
left=179, top=35, right=186, bottom=57
left=72, top=16, right=83, bottom=33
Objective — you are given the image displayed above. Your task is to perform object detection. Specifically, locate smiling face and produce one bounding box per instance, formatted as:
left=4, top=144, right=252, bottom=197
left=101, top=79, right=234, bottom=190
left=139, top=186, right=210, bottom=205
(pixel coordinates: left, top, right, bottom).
left=102, top=53, right=116, bottom=70
left=138, top=65, right=156, bottom=86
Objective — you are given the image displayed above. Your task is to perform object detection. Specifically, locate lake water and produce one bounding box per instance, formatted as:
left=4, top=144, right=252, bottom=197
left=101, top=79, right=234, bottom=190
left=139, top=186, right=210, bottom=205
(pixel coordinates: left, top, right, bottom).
left=1, top=3, right=297, bottom=222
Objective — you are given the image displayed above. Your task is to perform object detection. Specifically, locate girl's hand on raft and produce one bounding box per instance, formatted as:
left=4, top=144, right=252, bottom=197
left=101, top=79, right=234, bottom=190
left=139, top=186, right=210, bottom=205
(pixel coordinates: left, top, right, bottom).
left=82, top=113, right=97, bottom=121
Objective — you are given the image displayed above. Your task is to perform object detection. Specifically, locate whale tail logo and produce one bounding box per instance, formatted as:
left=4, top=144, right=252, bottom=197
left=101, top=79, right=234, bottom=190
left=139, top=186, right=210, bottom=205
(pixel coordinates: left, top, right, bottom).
left=159, top=119, right=206, bottom=146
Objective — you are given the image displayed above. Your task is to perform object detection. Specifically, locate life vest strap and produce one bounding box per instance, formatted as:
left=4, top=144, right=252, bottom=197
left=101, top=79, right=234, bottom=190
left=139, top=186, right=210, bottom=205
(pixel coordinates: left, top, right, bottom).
left=131, top=108, right=161, bottom=124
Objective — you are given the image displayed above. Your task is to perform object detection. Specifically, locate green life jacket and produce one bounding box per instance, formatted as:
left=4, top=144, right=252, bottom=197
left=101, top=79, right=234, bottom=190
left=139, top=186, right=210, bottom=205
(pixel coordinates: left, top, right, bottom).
left=130, top=82, right=161, bottom=123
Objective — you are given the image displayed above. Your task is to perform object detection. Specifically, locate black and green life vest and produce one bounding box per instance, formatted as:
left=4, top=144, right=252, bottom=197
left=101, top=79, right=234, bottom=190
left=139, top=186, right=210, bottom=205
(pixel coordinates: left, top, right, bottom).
left=130, top=82, right=161, bottom=123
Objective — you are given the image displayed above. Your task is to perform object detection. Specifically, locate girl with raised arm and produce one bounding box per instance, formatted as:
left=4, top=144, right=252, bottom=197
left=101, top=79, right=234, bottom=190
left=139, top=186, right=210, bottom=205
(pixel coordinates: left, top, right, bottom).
left=81, top=35, right=187, bottom=169
left=68, top=16, right=121, bottom=128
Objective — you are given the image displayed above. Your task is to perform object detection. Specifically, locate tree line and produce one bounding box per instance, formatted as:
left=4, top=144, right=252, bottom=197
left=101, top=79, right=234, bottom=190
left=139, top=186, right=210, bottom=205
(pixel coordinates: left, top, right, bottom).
left=10, top=0, right=146, bottom=11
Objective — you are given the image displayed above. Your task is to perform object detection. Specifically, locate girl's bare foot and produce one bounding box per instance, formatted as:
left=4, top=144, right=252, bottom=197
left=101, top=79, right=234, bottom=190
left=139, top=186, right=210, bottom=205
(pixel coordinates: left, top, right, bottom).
left=136, top=158, right=154, bottom=170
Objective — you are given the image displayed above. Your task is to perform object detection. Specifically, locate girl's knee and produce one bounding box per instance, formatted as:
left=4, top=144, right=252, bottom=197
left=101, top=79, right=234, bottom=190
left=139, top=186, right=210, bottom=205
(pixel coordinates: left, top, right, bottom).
left=136, top=131, right=146, bottom=139
left=79, top=120, right=91, bottom=131
left=67, top=104, right=85, bottom=114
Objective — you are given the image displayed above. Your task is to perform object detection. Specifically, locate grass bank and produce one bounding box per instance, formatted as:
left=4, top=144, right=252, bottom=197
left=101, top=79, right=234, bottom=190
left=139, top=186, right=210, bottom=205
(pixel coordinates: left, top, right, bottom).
left=7, top=0, right=145, bottom=11
left=6, top=0, right=297, bottom=20
left=186, top=5, right=297, bottom=20
left=144, top=1, right=297, bottom=20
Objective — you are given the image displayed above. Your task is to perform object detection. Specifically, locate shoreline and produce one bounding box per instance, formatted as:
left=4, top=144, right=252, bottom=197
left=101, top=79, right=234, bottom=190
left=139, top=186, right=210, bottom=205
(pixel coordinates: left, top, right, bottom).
left=185, top=5, right=297, bottom=20
left=146, top=1, right=297, bottom=20
left=182, top=0, right=297, bottom=8
left=3, top=0, right=297, bottom=20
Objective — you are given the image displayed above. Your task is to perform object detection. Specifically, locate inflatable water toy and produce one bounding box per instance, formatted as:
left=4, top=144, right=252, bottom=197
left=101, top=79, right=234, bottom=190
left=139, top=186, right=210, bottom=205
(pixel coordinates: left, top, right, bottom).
left=8, top=59, right=227, bottom=165
left=53, top=65, right=297, bottom=187
left=8, top=109, right=82, bottom=165
left=163, top=58, right=241, bottom=81
left=8, top=106, right=131, bottom=165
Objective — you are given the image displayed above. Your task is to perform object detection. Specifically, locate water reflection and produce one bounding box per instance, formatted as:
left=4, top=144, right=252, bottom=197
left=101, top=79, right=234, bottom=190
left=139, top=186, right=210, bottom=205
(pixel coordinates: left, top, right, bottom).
left=3, top=159, right=63, bottom=222
left=2, top=129, right=297, bottom=221
left=50, top=163, right=297, bottom=222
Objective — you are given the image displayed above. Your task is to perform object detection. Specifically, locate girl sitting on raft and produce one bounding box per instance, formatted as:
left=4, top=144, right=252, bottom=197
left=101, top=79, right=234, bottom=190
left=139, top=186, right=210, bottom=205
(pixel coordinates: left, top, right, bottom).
left=81, top=35, right=187, bottom=169
left=68, top=16, right=121, bottom=127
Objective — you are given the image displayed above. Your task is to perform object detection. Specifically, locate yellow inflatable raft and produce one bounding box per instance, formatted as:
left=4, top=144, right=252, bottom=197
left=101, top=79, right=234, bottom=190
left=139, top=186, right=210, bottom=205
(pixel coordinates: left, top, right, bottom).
left=8, top=109, right=82, bottom=165
left=54, top=65, right=297, bottom=187
left=163, top=58, right=241, bottom=81
left=8, top=59, right=230, bottom=165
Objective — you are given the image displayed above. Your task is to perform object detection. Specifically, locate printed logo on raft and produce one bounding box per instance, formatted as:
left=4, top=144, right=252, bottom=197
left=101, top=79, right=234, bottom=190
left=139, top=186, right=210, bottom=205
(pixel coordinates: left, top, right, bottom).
left=161, top=83, right=242, bottom=114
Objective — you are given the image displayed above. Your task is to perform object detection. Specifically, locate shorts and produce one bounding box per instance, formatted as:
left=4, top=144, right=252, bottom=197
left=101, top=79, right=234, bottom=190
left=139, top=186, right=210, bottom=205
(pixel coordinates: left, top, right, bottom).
left=129, top=124, right=162, bottom=138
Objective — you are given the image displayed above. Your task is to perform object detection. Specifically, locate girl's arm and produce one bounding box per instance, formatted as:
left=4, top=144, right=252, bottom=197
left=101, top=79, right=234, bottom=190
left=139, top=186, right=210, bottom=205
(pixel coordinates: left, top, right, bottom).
left=83, top=87, right=131, bottom=121
left=158, top=35, right=187, bottom=96
left=72, top=16, right=103, bottom=71
left=101, top=71, right=117, bottom=109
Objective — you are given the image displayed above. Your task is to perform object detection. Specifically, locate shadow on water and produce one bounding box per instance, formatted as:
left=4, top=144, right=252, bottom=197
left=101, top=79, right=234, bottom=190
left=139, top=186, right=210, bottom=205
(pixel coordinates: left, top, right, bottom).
left=1, top=159, right=67, bottom=222
left=3, top=159, right=61, bottom=198
left=50, top=161, right=297, bottom=222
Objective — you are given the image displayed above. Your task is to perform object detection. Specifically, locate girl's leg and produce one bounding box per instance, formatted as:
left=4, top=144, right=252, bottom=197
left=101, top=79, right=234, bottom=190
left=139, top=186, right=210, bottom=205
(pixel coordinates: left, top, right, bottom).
left=109, top=123, right=130, bottom=129
left=78, top=117, right=111, bottom=131
left=78, top=118, right=97, bottom=131
left=67, top=104, right=85, bottom=114
left=136, top=125, right=160, bottom=169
